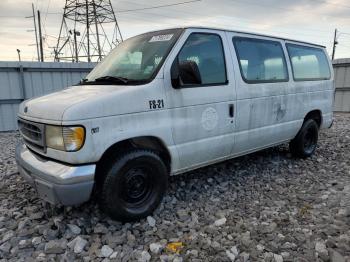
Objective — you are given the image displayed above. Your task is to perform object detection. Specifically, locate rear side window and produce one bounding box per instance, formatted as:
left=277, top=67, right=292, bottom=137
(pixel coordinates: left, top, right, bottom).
left=178, top=33, right=227, bottom=85
left=233, top=37, right=288, bottom=83
left=286, top=44, right=331, bottom=81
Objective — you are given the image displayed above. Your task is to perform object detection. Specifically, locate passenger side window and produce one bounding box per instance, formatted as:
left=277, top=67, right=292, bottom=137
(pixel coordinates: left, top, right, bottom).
left=233, top=37, right=288, bottom=83
left=286, top=44, right=331, bottom=81
left=177, top=33, right=227, bottom=86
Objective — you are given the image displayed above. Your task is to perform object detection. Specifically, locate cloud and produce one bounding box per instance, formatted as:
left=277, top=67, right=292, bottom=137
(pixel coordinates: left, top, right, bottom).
left=0, top=0, right=349, bottom=60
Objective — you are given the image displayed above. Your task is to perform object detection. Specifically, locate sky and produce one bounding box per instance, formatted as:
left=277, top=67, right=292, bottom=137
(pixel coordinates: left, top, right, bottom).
left=0, top=0, right=349, bottom=61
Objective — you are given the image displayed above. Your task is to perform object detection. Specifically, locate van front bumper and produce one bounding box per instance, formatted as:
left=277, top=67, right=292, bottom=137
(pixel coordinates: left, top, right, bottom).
left=15, top=143, right=96, bottom=206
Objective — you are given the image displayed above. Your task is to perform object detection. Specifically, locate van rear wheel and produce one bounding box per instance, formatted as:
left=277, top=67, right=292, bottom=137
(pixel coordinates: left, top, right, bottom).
left=99, top=150, right=168, bottom=222
left=290, top=119, right=319, bottom=158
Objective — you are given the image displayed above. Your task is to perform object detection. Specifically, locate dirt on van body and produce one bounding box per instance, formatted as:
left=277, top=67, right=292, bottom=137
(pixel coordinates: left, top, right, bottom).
left=0, top=113, right=349, bottom=262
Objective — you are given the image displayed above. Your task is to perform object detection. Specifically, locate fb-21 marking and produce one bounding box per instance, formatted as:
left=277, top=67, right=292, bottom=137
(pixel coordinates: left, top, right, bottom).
left=149, top=99, right=164, bottom=109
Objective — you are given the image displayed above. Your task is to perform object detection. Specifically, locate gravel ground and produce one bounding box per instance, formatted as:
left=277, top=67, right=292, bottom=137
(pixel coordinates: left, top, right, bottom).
left=0, top=113, right=349, bottom=262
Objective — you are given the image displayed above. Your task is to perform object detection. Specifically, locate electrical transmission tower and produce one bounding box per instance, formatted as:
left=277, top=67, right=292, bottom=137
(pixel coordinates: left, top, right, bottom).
left=54, top=0, right=123, bottom=62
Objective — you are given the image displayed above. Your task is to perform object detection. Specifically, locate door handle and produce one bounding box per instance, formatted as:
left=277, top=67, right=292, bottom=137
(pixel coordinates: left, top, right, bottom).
left=229, top=104, right=234, bottom=118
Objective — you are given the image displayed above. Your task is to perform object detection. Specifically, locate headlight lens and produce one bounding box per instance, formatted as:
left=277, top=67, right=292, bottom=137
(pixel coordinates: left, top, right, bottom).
left=46, top=125, right=65, bottom=151
left=45, top=125, right=85, bottom=151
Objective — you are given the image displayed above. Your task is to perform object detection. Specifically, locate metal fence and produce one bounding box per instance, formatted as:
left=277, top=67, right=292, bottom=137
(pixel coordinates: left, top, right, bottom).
left=333, top=58, right=350, bottom=112
left=0, top=62, right=96, bottom=131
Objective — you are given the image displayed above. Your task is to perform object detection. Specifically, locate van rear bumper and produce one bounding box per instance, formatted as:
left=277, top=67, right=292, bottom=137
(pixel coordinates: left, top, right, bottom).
left=15, top=143, right=96, bottom=206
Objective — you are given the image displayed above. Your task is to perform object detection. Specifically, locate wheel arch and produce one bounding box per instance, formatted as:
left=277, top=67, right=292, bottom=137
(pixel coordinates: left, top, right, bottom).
left=304, top=109, right=322, bottom=128
left=95, top=136, right=172, bottom=187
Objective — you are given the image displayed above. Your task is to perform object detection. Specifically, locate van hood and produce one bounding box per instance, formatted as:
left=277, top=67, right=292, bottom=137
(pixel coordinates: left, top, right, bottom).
left=18, top=79, right=164, bottom=122
left=18, top=85, right=128, bottom=121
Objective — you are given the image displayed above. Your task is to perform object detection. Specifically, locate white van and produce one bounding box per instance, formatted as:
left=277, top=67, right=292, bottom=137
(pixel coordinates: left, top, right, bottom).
left=15, top=27, right=334, bottom=221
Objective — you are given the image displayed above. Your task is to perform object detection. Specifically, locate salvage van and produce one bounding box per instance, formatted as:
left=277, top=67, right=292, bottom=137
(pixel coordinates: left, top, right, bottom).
left=16, top=27, right=334, bottom=221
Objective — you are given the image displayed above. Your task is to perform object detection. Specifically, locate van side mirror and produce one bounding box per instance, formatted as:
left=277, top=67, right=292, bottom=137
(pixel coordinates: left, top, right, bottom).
left=171, top=59, right=180, bottom=88
left=171, top=59, right=202, bottom=88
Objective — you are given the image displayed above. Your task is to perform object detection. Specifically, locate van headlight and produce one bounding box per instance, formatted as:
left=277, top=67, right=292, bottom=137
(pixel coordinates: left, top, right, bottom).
left=45, top=125, right=85, bottom=151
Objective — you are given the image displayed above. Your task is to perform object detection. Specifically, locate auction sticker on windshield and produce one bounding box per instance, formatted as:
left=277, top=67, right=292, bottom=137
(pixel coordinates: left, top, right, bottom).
left=149, top=34, right=173, bottom=42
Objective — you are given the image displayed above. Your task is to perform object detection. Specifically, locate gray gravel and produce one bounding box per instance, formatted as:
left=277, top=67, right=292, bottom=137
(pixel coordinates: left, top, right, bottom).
left=0, top=113, right=350, bottom=261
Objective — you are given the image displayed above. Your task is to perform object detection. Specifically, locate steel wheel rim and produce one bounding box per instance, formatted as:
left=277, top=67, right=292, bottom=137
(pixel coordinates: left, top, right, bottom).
left=120, top=166, right=153, bottom=205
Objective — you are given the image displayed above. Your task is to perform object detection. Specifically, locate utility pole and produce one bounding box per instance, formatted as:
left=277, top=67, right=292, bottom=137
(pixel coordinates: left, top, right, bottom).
left=332, top=29, right=338, bottom=60
left=37, top=10, right=44, bottom=62
left=25, top=3, right=40, bottom=61
left=16, top=49, right=21, bottom=62
left=32, top=4, right=40, bottom=61
left=73, top=30, right=80, bottom=62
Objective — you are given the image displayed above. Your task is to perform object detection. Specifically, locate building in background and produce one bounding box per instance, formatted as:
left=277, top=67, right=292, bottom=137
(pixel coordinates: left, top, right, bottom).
left=333, top=59, right=350, bottom=112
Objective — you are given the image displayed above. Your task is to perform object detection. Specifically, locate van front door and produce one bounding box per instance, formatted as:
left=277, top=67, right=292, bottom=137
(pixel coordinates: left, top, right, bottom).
left=164, top=29, right=236, bottom=173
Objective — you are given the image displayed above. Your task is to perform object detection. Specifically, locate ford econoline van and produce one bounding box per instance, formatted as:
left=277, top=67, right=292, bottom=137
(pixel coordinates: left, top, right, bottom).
left=15, top=27, right=334, bottom=221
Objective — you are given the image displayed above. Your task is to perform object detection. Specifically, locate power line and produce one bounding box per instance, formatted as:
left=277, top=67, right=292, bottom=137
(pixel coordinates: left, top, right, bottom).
left=117, top=0, right=201, bottom=13
left=47, top=0, right=202, bottom=14
left=118, top=6, right=332, bottom=41
left=2, top=0, right=350, bottom=60
left=0, top=8, right=340, bottom=42
left=42, top=0, right=350, bottom=36
left=44, top=0, right=51, bottom=23
left=41, top=0, right=51, bottom=52
left=124, top=0, right=333, bottom=34
left=0, top=15, right=24, bottom=18
left=118, top=0, right=340, bottom=38
left=43, top=0, right=51, bottom=35
left=116, top=7, right=336, bottom=54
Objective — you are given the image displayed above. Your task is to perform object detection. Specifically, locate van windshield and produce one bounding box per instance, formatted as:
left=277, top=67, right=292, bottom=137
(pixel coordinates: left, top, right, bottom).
left=83, top=29, right=183, bottom=85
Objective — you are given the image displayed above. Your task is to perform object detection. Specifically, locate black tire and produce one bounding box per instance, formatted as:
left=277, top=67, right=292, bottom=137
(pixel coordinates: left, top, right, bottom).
left=290, top=119, right=319, bottom=158
left=99, top=150, right=168, bottom=222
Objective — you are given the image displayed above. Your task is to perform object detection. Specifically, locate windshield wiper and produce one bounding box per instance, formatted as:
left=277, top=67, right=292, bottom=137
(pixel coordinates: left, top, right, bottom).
left=78, top=75, right=145, bottom=86
left=94, top=76, right=129, bottom=84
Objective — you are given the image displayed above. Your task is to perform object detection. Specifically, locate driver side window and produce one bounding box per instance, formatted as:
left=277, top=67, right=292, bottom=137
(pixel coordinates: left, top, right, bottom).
left=177, top=33, right=227, bottom=86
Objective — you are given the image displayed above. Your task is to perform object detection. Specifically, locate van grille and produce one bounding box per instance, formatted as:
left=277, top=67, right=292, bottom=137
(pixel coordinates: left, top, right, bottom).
left=18, top=119, right=46, bottom=153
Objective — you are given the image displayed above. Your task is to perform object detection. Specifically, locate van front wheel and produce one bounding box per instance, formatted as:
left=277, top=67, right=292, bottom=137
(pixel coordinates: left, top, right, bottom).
left=290, top=119, right=319, bottom=158
left=99, top=150, right=168, bottom=222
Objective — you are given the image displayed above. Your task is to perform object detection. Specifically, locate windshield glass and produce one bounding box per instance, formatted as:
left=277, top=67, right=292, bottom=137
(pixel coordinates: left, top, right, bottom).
left=85, top=28, right=183, bottom=84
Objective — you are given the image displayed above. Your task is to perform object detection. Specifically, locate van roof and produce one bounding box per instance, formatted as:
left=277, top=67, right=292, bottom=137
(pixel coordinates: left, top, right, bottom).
left=153, top=26, right=326, bottom=49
